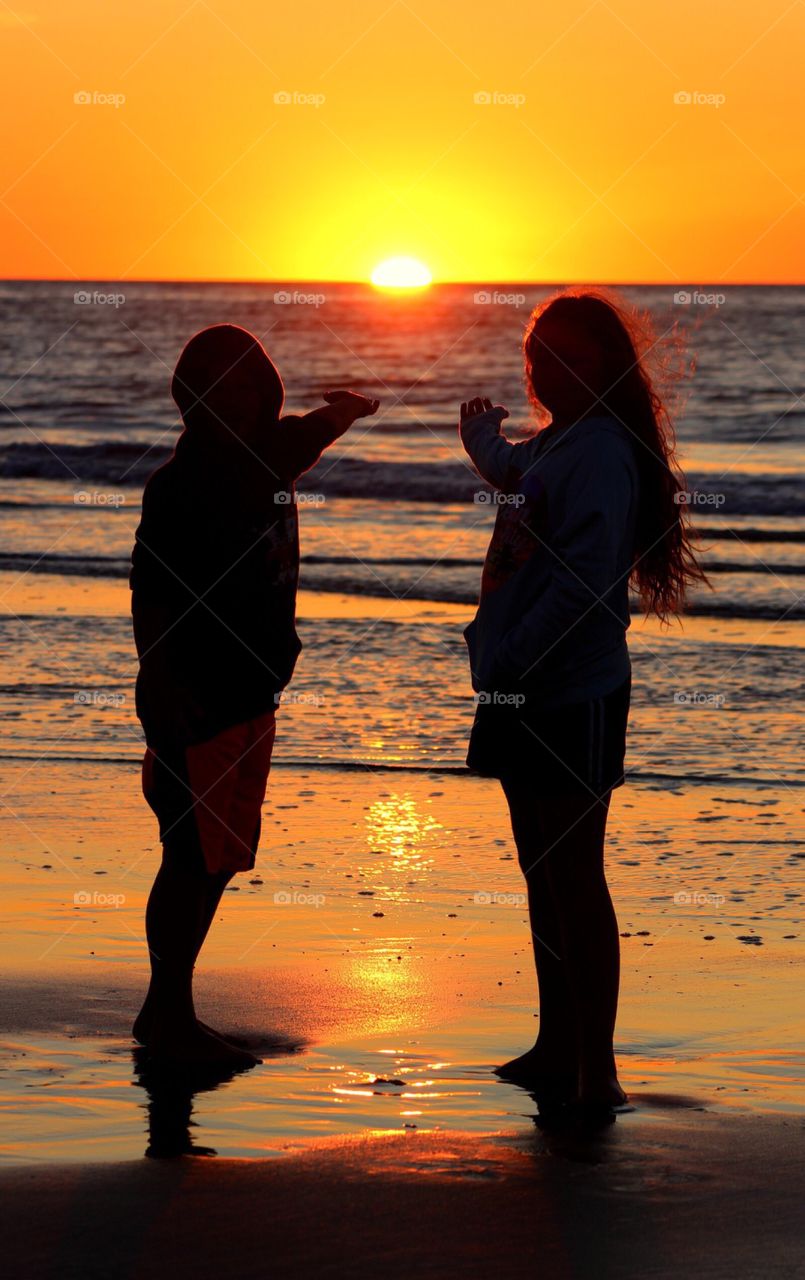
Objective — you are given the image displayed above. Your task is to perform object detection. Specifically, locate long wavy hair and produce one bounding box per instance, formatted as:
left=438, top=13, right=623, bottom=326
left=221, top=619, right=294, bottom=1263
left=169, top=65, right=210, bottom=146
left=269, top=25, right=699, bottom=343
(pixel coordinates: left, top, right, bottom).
left=523, top=289, right=708, bottom=621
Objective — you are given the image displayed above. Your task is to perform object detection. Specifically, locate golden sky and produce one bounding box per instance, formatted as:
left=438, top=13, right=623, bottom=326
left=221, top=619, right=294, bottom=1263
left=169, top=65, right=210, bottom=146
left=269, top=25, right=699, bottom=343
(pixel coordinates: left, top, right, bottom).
left=1, top=0, right=803, bottom=282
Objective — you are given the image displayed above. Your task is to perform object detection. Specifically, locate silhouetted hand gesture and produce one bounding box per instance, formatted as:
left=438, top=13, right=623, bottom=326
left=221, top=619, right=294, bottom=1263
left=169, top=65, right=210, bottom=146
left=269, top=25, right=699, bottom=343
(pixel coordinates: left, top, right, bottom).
left=459, top=397, right=509, bottom=428
left=322, top=390, right=380, bottom=428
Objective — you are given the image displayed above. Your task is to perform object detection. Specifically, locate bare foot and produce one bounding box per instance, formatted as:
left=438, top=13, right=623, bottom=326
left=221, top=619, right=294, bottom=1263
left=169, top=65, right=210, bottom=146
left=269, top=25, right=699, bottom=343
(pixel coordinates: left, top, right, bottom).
left=577, top=1070, right=628, bottom=1109
left=133, top=1004, right=249, bottom=1051
left=147, top=1021, right=262, bottom=1069
left=495, top=1042, right=578, bottom=1098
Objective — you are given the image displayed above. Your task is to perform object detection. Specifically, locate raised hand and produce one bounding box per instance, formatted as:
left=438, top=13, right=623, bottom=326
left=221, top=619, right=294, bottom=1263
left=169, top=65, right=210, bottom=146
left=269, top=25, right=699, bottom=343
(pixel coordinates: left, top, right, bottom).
left=322, top=389, right=380, bottom=426
left=459, top=396, right=509, bottom=427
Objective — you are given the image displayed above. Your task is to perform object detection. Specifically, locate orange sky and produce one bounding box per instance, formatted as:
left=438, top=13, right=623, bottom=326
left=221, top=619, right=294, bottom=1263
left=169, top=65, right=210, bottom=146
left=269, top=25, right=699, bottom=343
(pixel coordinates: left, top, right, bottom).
left=1, top=0, right=803, bottom=282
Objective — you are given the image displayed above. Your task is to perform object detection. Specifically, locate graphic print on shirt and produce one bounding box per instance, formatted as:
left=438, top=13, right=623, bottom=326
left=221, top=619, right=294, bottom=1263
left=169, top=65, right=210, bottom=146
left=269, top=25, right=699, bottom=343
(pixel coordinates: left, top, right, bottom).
left=480, top=464, right=548, bottom=595
left=261, top=498, right=299, bottom=587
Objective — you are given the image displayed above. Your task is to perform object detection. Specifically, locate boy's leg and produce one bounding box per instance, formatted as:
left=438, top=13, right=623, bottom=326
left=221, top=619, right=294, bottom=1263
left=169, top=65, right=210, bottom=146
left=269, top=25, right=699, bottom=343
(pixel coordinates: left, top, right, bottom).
left=133, top=862, right=235, bottom=1045
left=141, top=850, right=258, bottom=1066
left=194, top=868, right=235, bottom=963
left=135, top=737, right=262, bottom=1065
left=143, top=857, right=206, bottom=1035
left=134, top=717, right=275, bottom=1061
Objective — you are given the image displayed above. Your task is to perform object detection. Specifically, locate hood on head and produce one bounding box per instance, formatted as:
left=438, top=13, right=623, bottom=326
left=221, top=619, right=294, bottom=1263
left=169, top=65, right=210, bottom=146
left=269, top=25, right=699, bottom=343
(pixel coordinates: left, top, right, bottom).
left=171, top=324, right=284, bottom=437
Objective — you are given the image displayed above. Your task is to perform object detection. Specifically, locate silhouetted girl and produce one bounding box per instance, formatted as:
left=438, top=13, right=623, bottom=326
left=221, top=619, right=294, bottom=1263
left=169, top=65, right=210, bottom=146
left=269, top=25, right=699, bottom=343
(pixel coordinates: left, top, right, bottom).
left=460, top=291, right=705, bottom=1115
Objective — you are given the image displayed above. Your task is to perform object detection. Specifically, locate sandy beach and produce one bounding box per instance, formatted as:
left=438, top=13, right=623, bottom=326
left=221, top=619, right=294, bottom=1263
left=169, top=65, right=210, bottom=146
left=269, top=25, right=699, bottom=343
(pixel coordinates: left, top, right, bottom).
left=3, top=752, right=804, bottom=1135
left=3, top=1114, right=805, bottom=1280
left=1, top=735, right=804, bottom=1275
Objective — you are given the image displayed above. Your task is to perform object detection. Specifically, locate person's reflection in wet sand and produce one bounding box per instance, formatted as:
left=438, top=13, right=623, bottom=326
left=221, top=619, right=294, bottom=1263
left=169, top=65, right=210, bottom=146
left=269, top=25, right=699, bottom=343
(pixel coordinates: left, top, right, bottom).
left=133, top=1048, right=243, bottom=1157
left=133, top=1035, right=304, bottom=1158
left=515, top=1075, right=625, bottom=1142
left=532, top=1092, right=617, bottom=1136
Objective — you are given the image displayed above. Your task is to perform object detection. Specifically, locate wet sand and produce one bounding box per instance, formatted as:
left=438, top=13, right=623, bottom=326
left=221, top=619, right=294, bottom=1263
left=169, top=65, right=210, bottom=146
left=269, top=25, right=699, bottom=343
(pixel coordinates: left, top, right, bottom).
left=1, top=752, right=803, bottom=1273
left=1, top=759, right=803, bottom=1152
left=3, top=1115, right=804, bottom=1280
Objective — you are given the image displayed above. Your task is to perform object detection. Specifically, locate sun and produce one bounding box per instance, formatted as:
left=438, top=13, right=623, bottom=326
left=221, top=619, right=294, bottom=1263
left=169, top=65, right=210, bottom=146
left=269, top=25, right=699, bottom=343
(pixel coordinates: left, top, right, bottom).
left=370, top=256, right=432, bottom=289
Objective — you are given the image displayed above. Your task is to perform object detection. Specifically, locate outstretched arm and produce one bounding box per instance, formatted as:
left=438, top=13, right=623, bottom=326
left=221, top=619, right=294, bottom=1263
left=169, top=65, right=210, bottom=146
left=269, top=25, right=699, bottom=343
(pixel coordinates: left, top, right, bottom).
left=269, top=390, right=380, bottom=480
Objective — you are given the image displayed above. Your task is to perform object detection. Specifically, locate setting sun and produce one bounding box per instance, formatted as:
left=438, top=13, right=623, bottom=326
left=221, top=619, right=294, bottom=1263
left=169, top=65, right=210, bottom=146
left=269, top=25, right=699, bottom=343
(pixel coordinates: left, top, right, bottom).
left=371, top=257, right=432, bottom=289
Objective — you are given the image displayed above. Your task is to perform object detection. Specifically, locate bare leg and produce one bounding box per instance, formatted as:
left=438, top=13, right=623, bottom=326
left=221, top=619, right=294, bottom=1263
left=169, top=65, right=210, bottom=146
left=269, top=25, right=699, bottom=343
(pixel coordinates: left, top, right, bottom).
left=496, top=777, right=577, bottom=1092
left=134, top=860, right=258, bottom=1067
left=133, top=867, right=237, bottom=1046
left=539, top=792, right=625, bottom=1106
left=194, top=871, right=232, bottom=962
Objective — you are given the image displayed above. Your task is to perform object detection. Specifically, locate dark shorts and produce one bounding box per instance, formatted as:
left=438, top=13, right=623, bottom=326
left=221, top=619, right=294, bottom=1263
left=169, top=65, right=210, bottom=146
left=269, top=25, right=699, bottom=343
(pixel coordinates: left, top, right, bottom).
left=142, top=712, right=276, bottom=875
left=467, top=676, right=631, bottom=797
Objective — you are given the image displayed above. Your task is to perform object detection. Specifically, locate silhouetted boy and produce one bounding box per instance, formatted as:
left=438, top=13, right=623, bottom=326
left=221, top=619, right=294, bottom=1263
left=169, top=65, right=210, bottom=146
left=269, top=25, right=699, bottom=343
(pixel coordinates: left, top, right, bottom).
left=130, top=324, right=378, bottom=1065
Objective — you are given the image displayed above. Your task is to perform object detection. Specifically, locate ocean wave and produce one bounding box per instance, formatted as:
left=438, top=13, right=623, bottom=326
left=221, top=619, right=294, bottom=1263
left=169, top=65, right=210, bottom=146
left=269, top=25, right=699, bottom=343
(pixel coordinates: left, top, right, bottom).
left=1, top=550, right=804, bottom=620
left=0, top=749, right=799, bottom=788
left=703, top=561, right=805, bottom=575
left=704, top=526, right=805, bottom=543
left=0, top=442, right=166, bottom=484
left=1, top=441, right=804, bottom=516
left=0, top=552, right=131, bottom=578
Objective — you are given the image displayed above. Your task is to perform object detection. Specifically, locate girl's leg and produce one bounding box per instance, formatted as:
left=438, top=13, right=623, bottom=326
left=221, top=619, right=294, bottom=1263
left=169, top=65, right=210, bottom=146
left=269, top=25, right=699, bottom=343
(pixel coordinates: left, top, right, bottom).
left=497, top=776, right=577, bottom=1086
left=539, top=791, right=625, bottom=1106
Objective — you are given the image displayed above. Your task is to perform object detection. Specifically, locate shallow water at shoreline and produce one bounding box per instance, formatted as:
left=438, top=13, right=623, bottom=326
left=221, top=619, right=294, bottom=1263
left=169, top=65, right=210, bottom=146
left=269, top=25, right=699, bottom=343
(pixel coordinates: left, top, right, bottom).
left=0, top=763, right=803, bottom=1163
left=1, top=576, right=804, bottom=786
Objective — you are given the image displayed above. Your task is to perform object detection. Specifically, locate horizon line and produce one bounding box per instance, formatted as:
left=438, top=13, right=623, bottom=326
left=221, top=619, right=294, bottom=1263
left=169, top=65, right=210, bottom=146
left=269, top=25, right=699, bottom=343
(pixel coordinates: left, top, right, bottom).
left=0, top=276, right=801, bottom=288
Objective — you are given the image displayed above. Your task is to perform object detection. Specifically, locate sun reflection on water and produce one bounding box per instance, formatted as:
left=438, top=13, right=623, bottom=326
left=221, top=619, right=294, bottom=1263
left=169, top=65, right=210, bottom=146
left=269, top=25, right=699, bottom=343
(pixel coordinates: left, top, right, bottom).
left=362, top=793, right=441, bottom=894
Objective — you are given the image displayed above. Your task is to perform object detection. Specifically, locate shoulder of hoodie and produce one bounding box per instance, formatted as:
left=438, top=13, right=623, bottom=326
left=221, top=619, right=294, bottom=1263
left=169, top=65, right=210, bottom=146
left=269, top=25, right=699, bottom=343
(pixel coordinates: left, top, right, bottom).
left=140, top=454, right=180, bottom=512
left=138, top=450, right=203, bottom=530
left=532, top=415, right=638, bottom=474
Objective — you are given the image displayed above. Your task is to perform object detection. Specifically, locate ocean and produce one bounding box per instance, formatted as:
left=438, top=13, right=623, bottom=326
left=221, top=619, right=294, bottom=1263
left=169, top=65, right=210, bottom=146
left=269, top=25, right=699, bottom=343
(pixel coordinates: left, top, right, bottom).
left=1, top=281, right=803, bottom=783
left=1, top=281, right=804, bottom=1159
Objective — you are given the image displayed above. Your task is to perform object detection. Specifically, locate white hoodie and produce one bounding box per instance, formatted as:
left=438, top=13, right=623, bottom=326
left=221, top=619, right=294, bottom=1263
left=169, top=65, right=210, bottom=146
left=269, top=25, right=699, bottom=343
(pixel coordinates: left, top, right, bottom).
left=461, top=410, right=638, bottom=708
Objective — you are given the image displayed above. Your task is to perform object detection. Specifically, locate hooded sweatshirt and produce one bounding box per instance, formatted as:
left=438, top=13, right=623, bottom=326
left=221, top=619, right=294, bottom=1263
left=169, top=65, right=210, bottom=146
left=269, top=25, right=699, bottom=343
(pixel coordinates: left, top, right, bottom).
left=462, top=410, right=639, bottom=708
left=131, top=335, right=343, bottom=749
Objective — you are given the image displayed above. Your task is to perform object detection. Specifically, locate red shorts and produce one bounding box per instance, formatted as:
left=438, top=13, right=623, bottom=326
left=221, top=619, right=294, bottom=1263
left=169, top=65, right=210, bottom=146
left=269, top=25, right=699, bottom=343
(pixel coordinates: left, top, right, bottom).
left=142, top=712, right=276, bottom=875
